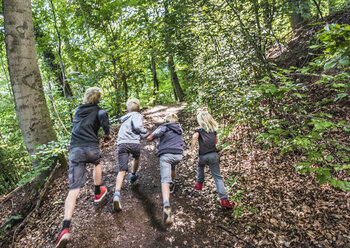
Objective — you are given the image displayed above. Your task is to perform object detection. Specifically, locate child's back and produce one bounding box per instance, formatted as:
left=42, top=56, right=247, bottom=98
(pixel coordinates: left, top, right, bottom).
left=117, top=111, right=147, bottom=144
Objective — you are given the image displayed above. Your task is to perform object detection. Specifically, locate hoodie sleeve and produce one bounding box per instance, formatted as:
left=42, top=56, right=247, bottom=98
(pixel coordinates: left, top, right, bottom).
left=151, top=125, right=167, bottom=139
left=132, top=113, right=147, bottom=134
left=98, top=109, right=110, bottom=135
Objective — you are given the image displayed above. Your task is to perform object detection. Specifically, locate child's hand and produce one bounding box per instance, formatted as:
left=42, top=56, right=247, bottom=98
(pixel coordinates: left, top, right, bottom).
left=187, top=151, right=193, bottom=157
left=147, top=135, right=153, bottom=141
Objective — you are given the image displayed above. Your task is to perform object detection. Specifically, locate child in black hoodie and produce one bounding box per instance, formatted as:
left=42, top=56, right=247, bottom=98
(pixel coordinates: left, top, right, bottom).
left=147, top=113, right=184, bottom=225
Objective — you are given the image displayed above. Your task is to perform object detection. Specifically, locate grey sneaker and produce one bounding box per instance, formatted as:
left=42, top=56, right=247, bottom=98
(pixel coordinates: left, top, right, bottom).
left=163, top=206, right=173, bottom=225
left=113, top=193, right=122, bottom=211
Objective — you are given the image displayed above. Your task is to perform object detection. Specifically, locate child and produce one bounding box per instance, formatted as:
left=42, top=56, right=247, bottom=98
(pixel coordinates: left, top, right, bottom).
left=56, top=87, right=111, bottom=248
left=188, top=108, right=233, bottom=209
left=147, top=113, right=184, bottom=225
left=113, top=98, right=149, bottom=211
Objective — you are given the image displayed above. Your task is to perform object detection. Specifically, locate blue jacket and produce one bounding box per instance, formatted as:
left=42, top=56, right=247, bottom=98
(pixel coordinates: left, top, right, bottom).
left=151, top=122, right=184, bottom=156
left=117, top=112, right=148, bottom=144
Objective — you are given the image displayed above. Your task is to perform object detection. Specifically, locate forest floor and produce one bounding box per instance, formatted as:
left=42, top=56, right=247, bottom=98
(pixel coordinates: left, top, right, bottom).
left=5, top=103, right=350, bottom=247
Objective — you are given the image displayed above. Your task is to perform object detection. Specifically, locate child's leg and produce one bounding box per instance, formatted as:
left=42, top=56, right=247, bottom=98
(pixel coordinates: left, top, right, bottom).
left=171, top=167, right=176, bottom=182
left=115, top=144, right=129, bottom=191
left=160, top=154, right=173, bottom=206
left=196, top=164, right=205, bottom=183
left=93, top=163, right=102, bottom=186
left=115, top=171, right=126, bottom=191
left=208, top=153, right=228, bottom=199
left=131, top=144, right=141, bottom=174
left=64, top=188, right=80, bottom=221
left=131, top=157, right=140, bottom=174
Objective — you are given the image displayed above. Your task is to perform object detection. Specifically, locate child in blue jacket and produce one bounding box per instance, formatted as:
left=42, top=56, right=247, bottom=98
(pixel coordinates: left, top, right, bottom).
left=147, top=113, right=184, bottom=225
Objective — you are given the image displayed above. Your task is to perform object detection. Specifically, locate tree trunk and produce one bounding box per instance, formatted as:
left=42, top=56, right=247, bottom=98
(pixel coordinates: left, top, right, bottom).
left=168, top=55, right=184, bottom=102
left=3, top=0, right=66, bottom=186
left=151, top=51, right=159, bottom=100
left=34, top=25, right=72, bottom=98
left=122, top=72, right=128, bottom=100
left=164, top=1, right=185, bottom=102
left=49, top=0, right=73, bottom=98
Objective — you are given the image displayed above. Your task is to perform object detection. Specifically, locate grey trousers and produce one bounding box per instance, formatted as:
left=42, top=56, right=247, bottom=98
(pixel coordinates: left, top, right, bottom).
left=197, top=152, right=228, bottom=199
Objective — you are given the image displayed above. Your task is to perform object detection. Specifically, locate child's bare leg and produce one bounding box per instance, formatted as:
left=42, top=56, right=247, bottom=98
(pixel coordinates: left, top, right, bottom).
left=171, top=170, right=175, bottom=182
left=115, top=171, right=126, bottom=191
left=131, top=157, right=140, bottom=174
left=93, top=162, right=102, bottom=186
left=162, top=183, right=170, bottom=204
left=64, top=188, right=80, bottom=220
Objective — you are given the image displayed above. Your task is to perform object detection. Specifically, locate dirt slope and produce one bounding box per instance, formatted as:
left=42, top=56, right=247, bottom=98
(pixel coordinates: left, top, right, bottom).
left=8, top=103, right=350, bottom=248
left=11, top=104, right=242, bottom=248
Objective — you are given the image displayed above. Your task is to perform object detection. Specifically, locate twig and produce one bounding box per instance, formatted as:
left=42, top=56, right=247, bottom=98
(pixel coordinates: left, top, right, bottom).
left=217, top=225, right=256, bottom=248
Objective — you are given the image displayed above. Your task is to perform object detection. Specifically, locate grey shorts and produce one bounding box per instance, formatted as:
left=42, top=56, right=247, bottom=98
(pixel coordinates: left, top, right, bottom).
left=159, top=153, right=183, bottom=184
left=68, top=146, right=102, bottom=190
left=117, top=143, right=141, bottom=172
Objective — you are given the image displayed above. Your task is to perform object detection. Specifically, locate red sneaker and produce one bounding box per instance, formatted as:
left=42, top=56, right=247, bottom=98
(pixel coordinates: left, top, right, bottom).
left=194, top=182, right=203, bottom=190
left=55, top=228, right=71, bottom=248
left=94, top=186, right=107, bottom=203
left=221, top=199, right=233, bottom=209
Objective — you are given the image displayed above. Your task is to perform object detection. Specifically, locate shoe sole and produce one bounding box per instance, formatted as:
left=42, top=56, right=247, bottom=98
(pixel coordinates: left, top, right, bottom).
left=94, top=188, right=107, bottom=203
left=113, top=197, right=122, bottom=211
left=55, top=233, right=71, bottom=248
left=163, top=207, right=173, bottom=226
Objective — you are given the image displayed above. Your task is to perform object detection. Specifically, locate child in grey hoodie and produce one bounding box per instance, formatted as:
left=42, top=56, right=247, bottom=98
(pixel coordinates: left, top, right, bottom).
left=147, top=113, right=184, bottom=225
left=113, top=98, right=149, bottom=211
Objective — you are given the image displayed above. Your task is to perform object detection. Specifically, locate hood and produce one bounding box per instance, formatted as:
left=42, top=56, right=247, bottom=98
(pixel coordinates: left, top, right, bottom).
left=75, top=104, right=100, bottom=120
left=165, top=123, right=182, bottom=135
left=120, top=112, right=135, bottom=123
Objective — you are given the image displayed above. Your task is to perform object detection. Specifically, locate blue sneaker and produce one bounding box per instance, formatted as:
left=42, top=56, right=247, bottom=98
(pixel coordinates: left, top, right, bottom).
left=129, top=173, right=139, bottom=184
left=113, top=193, right=122, bottom=211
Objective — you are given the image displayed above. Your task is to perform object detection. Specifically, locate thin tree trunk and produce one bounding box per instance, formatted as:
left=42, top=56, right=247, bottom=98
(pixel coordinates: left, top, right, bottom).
left=3, top=0, right=67, bottom=186
left=49, top=0, right=72, bottom=98
left=164, top=1, right=185, bottom=102
left=168, top=55, right=184, bottom=101
left=151, top=51, right=159, bottom=99
left=122, top=72, right=128, bottom=100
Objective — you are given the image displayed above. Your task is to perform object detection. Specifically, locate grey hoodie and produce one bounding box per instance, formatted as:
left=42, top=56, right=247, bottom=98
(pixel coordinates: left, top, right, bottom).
left=117, top=112, right=148, bottom=144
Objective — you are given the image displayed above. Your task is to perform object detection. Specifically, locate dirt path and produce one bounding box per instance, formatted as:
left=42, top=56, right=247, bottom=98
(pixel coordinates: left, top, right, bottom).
left=9, top=103, right=350, bottom=247
left=13, top=103, right=241, bottom=248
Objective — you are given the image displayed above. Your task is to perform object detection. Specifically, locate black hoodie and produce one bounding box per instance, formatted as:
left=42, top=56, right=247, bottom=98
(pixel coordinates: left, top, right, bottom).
left=151, top=122, right=184, bottom=156
left=70, top=104, right=110, bottom=148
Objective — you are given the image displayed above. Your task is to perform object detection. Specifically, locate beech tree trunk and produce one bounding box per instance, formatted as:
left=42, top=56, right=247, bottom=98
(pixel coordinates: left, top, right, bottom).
left=3, top=0, right=66, bottom=186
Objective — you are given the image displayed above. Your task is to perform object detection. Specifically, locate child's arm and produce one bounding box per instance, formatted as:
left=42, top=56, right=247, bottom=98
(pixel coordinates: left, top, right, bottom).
left=188, top=132, right=199, bottom=157
left=98, top=109, right=112, bottom=143
left=132, top=114, right=148, bottom=134
left=147, top=126, right=167, bottom=141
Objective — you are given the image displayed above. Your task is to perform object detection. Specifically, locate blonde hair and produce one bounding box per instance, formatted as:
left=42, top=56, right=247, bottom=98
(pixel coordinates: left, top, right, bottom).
left=83, top=87, right=103, bottom=104
left=126, top=98, right=140, bottom=112
left=196, top=108, right=218, bottom=132
left=165, top=113, right=178, bottom=123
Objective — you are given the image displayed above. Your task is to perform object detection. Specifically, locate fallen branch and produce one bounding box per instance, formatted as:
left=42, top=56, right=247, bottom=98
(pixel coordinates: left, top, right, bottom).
left=12, top=160, right=65, bottom=245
